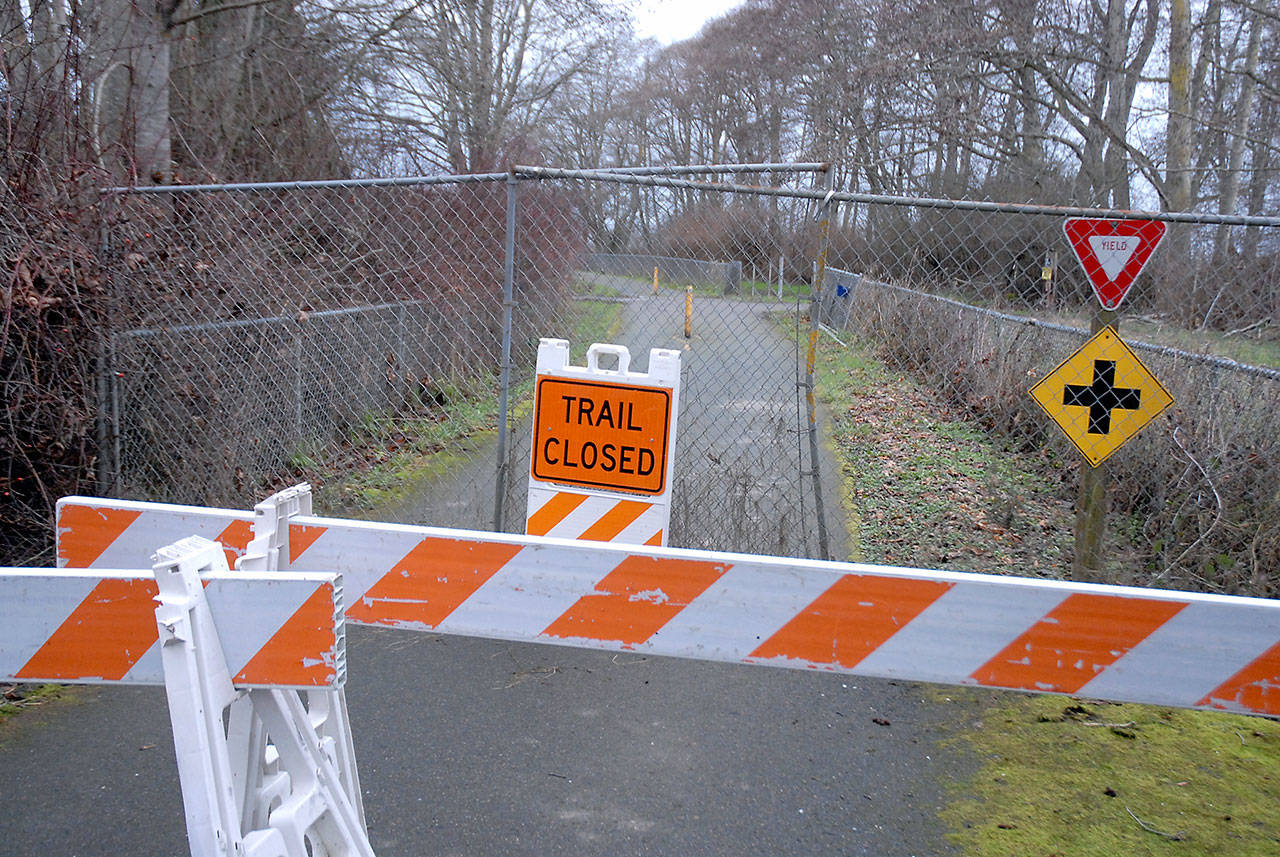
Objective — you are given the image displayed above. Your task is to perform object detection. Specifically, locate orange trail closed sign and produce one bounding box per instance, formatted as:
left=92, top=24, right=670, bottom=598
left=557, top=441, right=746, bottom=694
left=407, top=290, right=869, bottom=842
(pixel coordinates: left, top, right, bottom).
left=525, top=339, right=683, bottom=547
left=532, top=376, right=672, bottom=495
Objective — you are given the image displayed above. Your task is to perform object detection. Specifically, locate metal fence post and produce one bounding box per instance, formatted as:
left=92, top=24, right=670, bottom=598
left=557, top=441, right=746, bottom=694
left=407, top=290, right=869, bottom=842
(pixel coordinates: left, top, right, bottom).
left=94, top=214, right=115, bottom=494
left=396, top=303, right=407, bottom=400
left=295, top=317, right=305, bottom=443
left=803, top=166, right=835, bottom=561
left=493, top=170, right=519, bottom=532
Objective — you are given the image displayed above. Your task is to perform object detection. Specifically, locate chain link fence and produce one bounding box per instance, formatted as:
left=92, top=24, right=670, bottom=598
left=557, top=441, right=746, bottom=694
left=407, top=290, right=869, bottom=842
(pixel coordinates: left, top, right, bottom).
left=99, top=166, right=837, bottom=560
left=500, top=167, right=836, bottom=558
left=103, top=175, right=519, bottom=530
left=93, top=169, right=1279, bottom=591
left=808, top=193, right=1280, bottom=596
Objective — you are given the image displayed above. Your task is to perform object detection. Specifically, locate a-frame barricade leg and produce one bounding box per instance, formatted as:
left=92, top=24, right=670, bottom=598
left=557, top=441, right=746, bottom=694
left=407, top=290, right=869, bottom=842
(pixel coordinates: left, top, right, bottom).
left=153, top=533, right=374, bottom=857
left=235, top=484, right=366, bottom=832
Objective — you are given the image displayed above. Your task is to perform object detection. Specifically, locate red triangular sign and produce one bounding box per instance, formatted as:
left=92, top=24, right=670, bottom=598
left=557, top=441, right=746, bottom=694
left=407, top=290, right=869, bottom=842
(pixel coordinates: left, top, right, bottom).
left=1063, top=218, right=1167, bottom=310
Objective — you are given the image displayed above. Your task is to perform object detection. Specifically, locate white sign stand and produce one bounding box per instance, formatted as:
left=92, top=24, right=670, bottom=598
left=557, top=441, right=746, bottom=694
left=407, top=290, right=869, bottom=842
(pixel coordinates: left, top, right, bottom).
left=526, top=339, right=682, bottom=546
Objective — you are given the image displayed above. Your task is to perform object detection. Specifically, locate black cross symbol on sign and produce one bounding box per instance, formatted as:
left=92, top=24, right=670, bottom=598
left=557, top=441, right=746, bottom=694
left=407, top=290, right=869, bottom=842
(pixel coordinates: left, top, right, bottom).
left=1062, top=360, right=1142, bottom=435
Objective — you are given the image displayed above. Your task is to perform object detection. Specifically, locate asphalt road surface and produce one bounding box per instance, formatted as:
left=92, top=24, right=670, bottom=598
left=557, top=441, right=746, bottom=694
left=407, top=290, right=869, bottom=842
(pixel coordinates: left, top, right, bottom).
left=1, top=631, right=970, bottom=856
left=0, top=279, right=969, bottom=856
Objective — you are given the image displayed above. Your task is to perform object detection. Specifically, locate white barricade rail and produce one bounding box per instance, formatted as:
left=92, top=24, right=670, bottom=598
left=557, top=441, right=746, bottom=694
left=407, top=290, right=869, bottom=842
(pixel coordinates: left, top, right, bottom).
left=2, top=543, right=342, bottom=688
left=58, top=493, right=1280, bottom=719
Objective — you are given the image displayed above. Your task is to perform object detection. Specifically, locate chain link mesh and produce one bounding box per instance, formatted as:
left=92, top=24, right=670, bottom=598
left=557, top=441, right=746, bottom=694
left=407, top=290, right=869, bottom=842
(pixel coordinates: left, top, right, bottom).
left=816, top=202, right=1279, bottom=594
left=104, top=178, right=517, bottom=528
left=500, top=171, right=833, bottom=558
left=100, top=171, right=1279, bottom=589
left=100, top=168, right=834, bottom=559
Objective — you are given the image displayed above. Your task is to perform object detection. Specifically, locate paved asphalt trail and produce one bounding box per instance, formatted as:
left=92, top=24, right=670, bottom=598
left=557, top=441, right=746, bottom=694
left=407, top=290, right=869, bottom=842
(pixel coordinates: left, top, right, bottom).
left=1, top=635, right=970, bottom=856
left=1, top=280, right=973, bottom=856
left=378, top=274, right=846, bottom=559
left=620, top=283, right=848, bottom=558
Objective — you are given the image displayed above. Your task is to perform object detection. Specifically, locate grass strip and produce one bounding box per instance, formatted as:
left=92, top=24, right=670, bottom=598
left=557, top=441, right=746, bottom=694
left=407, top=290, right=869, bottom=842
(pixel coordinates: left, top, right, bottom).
left=812, top=329, right=1072, bottom=575
left=940, top=694, right=1280, bottom=856
left=811, top=327, right=1280, bottom=857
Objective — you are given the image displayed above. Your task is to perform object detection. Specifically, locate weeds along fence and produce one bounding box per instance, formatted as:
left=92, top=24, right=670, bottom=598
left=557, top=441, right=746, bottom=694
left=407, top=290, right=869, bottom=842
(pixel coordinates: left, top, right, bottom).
left=93, top=165, right=838, bottom=563
left=814, top=194, right=1279, bottom=597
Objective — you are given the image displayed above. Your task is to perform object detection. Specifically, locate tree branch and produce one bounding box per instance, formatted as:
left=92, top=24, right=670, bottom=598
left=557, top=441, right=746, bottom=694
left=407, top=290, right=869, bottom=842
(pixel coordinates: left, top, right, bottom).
left=169, top=0, right=277, bottom=30
left=1020, top=54, right=1172, bottom=205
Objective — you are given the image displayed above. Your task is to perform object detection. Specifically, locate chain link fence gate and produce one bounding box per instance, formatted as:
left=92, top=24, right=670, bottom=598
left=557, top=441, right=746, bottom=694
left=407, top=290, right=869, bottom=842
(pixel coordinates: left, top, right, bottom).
left=496, top=166, right=839, bottom=558
left=98, top=165, right=840, bottom=560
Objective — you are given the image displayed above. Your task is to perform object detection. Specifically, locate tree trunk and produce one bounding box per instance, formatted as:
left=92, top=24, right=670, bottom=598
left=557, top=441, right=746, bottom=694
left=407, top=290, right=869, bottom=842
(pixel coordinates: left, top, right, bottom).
left=2, top=0, right=34, bottom=109
left=87, top=0, right=171, bottom=184
left=1166, top=0, right=1193, bottom=213
left=1212, top=16, right=1260, bottom=263
left=172, top=4, right=260, bottom=175
left=1241, top=96, right=1275, bottom=261
left=1072, top=4, right=1111, bottom=205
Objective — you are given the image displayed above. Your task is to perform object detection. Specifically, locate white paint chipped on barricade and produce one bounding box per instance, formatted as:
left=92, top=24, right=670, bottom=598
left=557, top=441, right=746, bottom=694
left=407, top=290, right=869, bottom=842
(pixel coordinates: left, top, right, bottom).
left=4, top=537, right=344, bottom=689
left=56, top=496, right=1280, bottom=718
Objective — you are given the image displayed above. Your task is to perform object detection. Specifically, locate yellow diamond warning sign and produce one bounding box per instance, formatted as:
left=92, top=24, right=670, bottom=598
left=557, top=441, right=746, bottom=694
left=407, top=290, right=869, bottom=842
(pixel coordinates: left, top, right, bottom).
left=1029, top=326, right=1173, bottom=467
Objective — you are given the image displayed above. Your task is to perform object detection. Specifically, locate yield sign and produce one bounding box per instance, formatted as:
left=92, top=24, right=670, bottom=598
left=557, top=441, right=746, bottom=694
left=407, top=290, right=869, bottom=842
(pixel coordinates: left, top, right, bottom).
left=1063, top=218, right=1167, bottom=310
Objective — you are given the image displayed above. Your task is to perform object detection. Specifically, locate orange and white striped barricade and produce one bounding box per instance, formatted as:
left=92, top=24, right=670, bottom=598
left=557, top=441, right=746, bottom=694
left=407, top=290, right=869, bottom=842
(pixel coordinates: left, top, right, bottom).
left=5, top=533, right=373, bottom=857
left=4, top=536, right=341, bottom=688
left=526, top=339, right=682, bottom=546
left=57, top=492, right=1280, bottom=719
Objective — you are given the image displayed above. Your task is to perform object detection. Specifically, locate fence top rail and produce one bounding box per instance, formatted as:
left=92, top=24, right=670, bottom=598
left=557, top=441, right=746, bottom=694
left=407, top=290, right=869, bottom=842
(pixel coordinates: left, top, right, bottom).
left=102, top=172, right=509, bottom=195
left=583, top=162, right=829, bottom=176
left=101, top=164, right=1278, bottom=226
left=587, top=251, right=730, bottom=266
left=514, top=166, right=1280, bottom=228
left=114, top=299, right=423, bottom=340
left=100, top=163, right=829, bottom=195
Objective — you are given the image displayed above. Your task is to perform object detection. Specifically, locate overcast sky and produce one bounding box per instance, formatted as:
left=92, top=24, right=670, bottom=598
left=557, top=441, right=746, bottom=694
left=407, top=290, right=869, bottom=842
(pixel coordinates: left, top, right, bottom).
left=631, top=0, right=744, bottom=44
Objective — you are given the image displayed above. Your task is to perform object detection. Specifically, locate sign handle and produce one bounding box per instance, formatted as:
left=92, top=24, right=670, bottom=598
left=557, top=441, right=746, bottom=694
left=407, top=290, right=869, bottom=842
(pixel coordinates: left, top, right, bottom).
left=585, top=343, right=631, bottom=375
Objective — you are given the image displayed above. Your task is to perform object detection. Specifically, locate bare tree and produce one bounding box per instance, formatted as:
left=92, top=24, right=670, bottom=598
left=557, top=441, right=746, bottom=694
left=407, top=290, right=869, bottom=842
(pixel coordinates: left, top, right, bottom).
left=168, top=0, right=381, bottom=180
left=351, top=0, right=623, bottom=173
